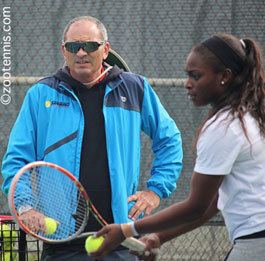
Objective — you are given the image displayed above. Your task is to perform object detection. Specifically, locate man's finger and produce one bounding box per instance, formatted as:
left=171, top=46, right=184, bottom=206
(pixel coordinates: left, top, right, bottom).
left=127, top=194, right=138, bottom=202
left=128, top=200, right=146, bottom=218
left=144, top=206, right=154, bottom=216
left=129, top=206, right=146, bottom=220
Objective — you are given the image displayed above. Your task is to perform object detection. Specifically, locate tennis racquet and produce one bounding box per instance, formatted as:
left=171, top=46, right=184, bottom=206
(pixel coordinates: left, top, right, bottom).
left=105, top=49, right=131, bottom=72
left=8, top=161, right=145, bottom=251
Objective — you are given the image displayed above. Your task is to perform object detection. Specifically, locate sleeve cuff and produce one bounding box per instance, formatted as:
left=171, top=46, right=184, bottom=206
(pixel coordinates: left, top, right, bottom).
left=147, top=186, right=163, bottom=199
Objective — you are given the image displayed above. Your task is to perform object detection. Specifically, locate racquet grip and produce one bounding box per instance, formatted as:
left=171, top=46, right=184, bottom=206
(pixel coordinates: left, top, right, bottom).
left=121, top=237, right=146, bottom=251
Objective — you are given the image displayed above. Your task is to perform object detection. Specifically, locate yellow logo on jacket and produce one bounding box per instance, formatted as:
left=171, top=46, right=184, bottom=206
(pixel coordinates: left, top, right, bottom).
left=45, top=100, right=51, bottom=108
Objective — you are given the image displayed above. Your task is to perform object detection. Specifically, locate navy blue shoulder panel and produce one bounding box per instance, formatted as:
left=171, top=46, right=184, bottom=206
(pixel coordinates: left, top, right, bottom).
left=37, top=77, right=73, bottom=99
left=106, top=72, right=145, bottom=112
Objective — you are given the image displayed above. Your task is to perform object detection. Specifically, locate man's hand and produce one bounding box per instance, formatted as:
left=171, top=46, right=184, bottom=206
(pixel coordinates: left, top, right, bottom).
left=19, top=209, right=46, bottom=234
left=128, top=190, right=160, bottom=220
left=131, top=233, right=161, bottom=261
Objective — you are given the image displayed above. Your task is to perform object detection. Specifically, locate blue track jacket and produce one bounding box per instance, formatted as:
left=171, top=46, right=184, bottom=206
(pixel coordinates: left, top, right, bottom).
left=2, top=69, right=183, bottom=224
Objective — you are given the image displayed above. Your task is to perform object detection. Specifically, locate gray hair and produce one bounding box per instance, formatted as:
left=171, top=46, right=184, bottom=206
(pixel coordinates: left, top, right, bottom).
left=62, top=16, right=108, bottom=42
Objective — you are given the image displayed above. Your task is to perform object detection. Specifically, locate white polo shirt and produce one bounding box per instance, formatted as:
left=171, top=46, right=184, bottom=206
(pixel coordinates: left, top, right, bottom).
left=194, top=110, right=265, bottom=241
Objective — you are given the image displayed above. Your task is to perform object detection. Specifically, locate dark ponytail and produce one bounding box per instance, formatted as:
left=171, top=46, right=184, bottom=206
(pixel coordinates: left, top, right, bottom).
left=239, top=38, right=265, bottom=136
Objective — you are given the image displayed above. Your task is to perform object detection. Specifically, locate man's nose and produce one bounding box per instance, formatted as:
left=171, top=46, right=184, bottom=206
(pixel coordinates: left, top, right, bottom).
left=76, top=48, right=88, bottom=57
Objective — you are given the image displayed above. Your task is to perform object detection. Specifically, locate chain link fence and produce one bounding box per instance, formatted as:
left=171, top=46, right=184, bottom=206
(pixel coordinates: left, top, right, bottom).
left=0, top=0, right=264, bottom=260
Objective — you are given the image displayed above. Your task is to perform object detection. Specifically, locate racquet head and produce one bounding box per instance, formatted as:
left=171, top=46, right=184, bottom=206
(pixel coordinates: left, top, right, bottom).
left=105, top=49, right=130, bottom=72
left=8, top=161, right=107, bottom=243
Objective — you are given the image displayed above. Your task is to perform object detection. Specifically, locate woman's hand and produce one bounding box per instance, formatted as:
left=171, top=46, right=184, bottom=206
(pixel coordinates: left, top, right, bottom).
left=90, top=224, right=126, bottom=258
left=131, top=233, right=161, bottom=261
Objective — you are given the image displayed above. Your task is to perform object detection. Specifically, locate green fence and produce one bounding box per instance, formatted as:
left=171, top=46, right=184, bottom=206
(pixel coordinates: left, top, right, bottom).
left=1, top=1, right=264, bottom=259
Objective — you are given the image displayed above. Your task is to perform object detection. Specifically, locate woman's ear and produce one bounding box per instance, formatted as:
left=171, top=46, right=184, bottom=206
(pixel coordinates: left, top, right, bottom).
left=220, top=68, right=234, bottom=86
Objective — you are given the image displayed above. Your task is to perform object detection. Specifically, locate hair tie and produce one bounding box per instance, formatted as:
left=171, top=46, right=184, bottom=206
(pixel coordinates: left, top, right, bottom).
left=240, top=39, right=246, bottom=49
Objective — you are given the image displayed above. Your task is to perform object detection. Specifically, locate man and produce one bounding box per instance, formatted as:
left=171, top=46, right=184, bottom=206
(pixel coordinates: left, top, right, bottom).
left=1, top=16, right=183, bottom=260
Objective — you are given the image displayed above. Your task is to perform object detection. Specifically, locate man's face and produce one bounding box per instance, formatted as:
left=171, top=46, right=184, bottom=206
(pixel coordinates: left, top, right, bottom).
left=61, top=20, right=110, bottom=82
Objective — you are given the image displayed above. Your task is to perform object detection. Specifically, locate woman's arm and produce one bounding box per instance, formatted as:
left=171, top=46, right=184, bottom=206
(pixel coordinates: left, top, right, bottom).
left=131, top=195, right=218, bottom=261
left=91, top=172, right=224, bottom=259
left=134, top=172, right=223, bottom=235
left=157, top=193, right=219, bottom=244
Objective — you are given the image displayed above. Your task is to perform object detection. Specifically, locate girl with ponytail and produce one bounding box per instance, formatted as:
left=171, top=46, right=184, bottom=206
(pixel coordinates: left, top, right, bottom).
left=91, top=34, right=265, bottom=261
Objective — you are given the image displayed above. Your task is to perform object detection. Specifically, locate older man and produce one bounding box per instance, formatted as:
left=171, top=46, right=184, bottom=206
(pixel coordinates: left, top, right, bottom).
left=1, top=16, right=183, bottom=260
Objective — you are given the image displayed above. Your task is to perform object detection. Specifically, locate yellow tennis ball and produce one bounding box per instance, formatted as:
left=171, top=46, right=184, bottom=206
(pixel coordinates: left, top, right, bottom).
left=44, top=217, right=57, bottom=235
left=85, top=235, right=104, bottom=253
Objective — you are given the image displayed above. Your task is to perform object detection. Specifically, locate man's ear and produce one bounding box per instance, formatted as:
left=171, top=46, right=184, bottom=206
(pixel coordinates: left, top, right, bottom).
left=103, top=41, right=110, bottom=60
left=61, top=43, right=67, bottom=59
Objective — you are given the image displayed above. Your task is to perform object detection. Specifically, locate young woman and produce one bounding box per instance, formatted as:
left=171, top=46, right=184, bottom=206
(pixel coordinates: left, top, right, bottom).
left=91, top=33, right=265, bottom=261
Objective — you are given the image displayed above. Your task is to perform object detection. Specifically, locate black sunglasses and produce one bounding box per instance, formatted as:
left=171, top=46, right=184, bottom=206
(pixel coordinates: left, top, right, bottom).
left=64, top=41, right=106, bottom=53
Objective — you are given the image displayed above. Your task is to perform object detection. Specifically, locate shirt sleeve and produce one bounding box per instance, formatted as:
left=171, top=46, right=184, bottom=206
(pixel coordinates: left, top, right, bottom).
left=194, top=116, right=245, bottom=175
left=1, top=87, right=38, bottom=196
left=141, top=77, right=183, bottom=198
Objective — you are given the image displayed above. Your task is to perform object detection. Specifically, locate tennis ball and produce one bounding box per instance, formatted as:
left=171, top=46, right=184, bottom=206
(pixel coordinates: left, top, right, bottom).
left=85, top=235, right=104, bottom=253
left=44, top=217, right=58, bottom=235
